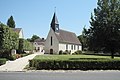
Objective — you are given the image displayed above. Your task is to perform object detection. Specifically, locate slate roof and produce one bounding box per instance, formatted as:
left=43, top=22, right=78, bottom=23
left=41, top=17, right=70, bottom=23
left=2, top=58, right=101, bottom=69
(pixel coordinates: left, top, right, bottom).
left=34, top=38, right=45, bottom=45
left=12, top=28, right=22, bottom=33
left=51, top=12, right=59, bottom=25
left=55, top=29, right=81, bottom=45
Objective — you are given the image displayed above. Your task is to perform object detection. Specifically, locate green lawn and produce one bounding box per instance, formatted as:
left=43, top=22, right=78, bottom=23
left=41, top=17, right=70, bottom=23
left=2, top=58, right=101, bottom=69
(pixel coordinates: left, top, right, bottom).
left=34, top=54, right=120, bottom=61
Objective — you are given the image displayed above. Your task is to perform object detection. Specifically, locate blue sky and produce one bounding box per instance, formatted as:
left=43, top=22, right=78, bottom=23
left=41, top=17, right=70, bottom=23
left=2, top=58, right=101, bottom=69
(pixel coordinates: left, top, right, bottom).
left=0, top=0, right=97, bottom=39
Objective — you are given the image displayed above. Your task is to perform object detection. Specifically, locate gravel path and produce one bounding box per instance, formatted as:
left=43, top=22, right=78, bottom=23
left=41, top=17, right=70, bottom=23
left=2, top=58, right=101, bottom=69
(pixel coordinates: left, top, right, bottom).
left=0, top=52, right=41, bottom=71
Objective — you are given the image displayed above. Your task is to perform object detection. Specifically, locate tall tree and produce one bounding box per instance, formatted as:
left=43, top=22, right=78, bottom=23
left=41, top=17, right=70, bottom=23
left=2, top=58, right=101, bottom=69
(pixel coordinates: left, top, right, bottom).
left=27, top=35, right=40, bottom=42
left=78, top=27, right=88, bottom=50
left=7, top=16, right=15, bottom=28
left=0, top=23, right=19, bottom=59
left=85, top=0, right=120, bottom=58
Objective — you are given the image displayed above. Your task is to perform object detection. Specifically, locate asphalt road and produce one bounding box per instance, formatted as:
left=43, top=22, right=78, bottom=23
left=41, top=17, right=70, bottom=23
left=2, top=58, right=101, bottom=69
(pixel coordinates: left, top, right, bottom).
left=0, top=71, right=120, bottom=80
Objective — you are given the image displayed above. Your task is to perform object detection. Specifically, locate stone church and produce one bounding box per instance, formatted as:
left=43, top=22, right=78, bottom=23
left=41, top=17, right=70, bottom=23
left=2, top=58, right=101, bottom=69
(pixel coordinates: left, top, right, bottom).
left=44, top=12, right=82, bottom=54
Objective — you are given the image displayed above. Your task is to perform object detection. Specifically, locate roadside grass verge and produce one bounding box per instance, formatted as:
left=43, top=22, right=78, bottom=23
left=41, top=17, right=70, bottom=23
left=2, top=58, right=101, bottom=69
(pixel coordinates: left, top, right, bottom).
left=0, top=58, right=7, bottom=66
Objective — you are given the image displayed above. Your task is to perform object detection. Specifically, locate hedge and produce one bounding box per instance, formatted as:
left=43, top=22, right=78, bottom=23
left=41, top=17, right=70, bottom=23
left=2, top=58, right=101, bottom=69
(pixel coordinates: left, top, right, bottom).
left=29, top=59, right=120, bottom=70
left=0, top=58, right=7, bottom=66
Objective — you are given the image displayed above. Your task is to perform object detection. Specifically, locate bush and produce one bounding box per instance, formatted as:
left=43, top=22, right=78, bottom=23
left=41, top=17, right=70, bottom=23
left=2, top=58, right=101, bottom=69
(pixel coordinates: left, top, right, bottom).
left=59, top=50, right=71, bottom=55
left=29, top=59, right=120, bottom=70
left=62, top=50, right=71, bottom=55
left=0, top=50, right=16, bottom=60
left=0, top=58, right=7, bottom=65
left=59, top=50, right=63, bottom=55
left=73, top=50, right=82, bottom=55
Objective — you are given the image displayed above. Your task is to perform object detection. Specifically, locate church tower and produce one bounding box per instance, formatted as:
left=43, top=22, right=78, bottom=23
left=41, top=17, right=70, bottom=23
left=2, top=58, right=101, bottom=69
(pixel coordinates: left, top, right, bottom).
left=50, top=12, right=59, bottom=33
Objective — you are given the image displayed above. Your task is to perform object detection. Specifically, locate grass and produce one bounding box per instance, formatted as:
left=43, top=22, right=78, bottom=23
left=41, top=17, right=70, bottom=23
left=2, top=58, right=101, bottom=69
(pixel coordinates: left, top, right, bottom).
left=0, top=58, right=7, bottom=65
left=34, top=54, right=120, bottom=61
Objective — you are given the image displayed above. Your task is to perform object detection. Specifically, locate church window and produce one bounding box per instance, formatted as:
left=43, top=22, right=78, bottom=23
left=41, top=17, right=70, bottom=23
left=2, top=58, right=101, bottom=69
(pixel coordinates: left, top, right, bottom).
left=77, top=45, right=79, bottom=50
left=38, top=47, right=40, bottom=50
left=51, top=36, right=53, bottom=46
left=66, top=44, right=68, bottom=50
left=71, top=45, right=73, bottom=50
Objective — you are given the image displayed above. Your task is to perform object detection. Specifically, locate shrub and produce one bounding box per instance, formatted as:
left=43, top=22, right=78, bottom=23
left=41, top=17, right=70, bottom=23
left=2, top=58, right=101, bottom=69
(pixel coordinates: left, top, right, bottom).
left=73, top=50, right=82, bottom=55
left=0, top=58, right=7, bottom=65
left=62, top=50, right=71, bottom=55
left=29, top=59, right=120, bottom=70
left=59, top=50, right=63, bottom=55
left=0, top=50, right=16, bottom=60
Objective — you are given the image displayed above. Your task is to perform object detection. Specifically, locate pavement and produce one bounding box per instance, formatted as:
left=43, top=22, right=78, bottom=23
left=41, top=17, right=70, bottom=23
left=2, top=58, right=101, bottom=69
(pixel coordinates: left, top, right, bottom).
left=0, top=52, right=42, bottom=71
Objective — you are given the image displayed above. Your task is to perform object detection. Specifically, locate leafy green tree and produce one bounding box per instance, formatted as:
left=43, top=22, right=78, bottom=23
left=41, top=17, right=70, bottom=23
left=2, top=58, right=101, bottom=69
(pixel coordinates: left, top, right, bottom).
left=18, top=39, right=24, bottom=53
left=18, top=39, right=34, bottom=53
left=85, top=0, right=120, bottom=58
left=27, top=35, right=40, bottom=42
left=0, top=23, right=19, bottom=59
left=24, top=39, right=34, bottom=51
left=7, top=16, right=15, bottom=28
left=78, top=27, right=88, bottom=50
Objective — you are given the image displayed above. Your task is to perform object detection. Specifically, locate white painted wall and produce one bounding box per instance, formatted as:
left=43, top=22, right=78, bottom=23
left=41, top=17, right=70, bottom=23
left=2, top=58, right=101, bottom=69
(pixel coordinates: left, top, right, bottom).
left=44, top=28, right=59, bottom=54
left=59, top=43, right=82, bottom=54
left=59, top=43, right=66, bottom=51
left=34, top=42, right=44, bottom=52
left=19, top=29, right=24, bottom=38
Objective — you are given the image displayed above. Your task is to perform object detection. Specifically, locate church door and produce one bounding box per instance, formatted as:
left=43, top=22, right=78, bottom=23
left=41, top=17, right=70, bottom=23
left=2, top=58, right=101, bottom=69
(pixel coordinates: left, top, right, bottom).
left=50, top=49, right=53, bottom=54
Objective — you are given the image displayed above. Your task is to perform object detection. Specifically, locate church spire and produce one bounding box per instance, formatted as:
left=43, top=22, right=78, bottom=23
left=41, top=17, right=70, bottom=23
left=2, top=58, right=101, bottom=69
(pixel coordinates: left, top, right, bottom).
left=51, top=12, right=59, bottom=25
left=50, top=12, right=59, bottom=33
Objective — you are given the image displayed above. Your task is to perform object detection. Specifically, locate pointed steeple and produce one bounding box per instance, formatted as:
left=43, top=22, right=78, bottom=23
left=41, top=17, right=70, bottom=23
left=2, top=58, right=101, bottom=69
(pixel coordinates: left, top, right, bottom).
left=51, top=12, right=59, bottom=25
left=50, top=12, right=59, bottom=33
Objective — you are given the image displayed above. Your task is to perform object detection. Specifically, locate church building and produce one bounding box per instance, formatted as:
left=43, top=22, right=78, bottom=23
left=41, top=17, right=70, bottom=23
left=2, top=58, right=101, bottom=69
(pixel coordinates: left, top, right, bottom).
left=44, top=12, right=82, bottom=54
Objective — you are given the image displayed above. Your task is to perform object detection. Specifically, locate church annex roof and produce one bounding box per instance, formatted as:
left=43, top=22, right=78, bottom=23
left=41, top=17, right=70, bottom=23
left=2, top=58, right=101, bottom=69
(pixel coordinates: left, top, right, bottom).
left=34, top=38, right=46, bottom=45
left=55, top=29, right=81, bottom=45
left=12, top=28, right=22, bottom=33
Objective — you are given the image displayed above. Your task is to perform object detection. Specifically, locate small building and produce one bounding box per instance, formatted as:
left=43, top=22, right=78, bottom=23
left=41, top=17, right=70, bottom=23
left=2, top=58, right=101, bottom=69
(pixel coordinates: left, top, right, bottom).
left=33, top=38, right=45, bottom=52
left=12, top=28, right=24, bottom=38
left=44, top=12, right=82, bottom=54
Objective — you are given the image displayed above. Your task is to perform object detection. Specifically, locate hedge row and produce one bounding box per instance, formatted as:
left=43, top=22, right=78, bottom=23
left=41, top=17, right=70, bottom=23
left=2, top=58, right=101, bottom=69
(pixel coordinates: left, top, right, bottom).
left=0, top=58, right=7, bottom=66
left=29, top=59, right=120, bottom=70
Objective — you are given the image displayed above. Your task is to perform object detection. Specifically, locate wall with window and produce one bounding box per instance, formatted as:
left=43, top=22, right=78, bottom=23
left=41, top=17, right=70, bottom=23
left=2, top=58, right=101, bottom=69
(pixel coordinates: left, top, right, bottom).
left=33, top=42, right=44, bottom=52
left=44, top=28, right=59, bottom=54
left=59, top=43, right=82, bottom=54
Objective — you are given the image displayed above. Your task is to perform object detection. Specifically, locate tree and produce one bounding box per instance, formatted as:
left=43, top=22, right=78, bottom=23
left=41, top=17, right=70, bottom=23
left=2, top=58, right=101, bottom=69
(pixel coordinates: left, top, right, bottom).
left=85, top=0, right=120, bottom=58
left=18, top=39, right=34, bottom=53
left=27, top=35, right=40, bottom=42
left=78, top=27, right=88, bottom=50
left=0, top=23, right=19, bottom=59
left=7, top=16, right=15, bottom=28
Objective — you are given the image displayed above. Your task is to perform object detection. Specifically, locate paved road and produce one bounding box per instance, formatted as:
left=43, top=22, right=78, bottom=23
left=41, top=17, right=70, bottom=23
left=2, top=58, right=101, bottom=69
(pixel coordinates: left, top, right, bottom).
left=0, top=52, right=41, bottom=71
left=0, top=71, right=120, bottom=80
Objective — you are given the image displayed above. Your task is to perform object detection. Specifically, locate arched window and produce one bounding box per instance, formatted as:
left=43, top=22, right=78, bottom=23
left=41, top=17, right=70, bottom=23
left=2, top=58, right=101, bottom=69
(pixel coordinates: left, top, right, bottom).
left=51, top=36, right=52, bottom=46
